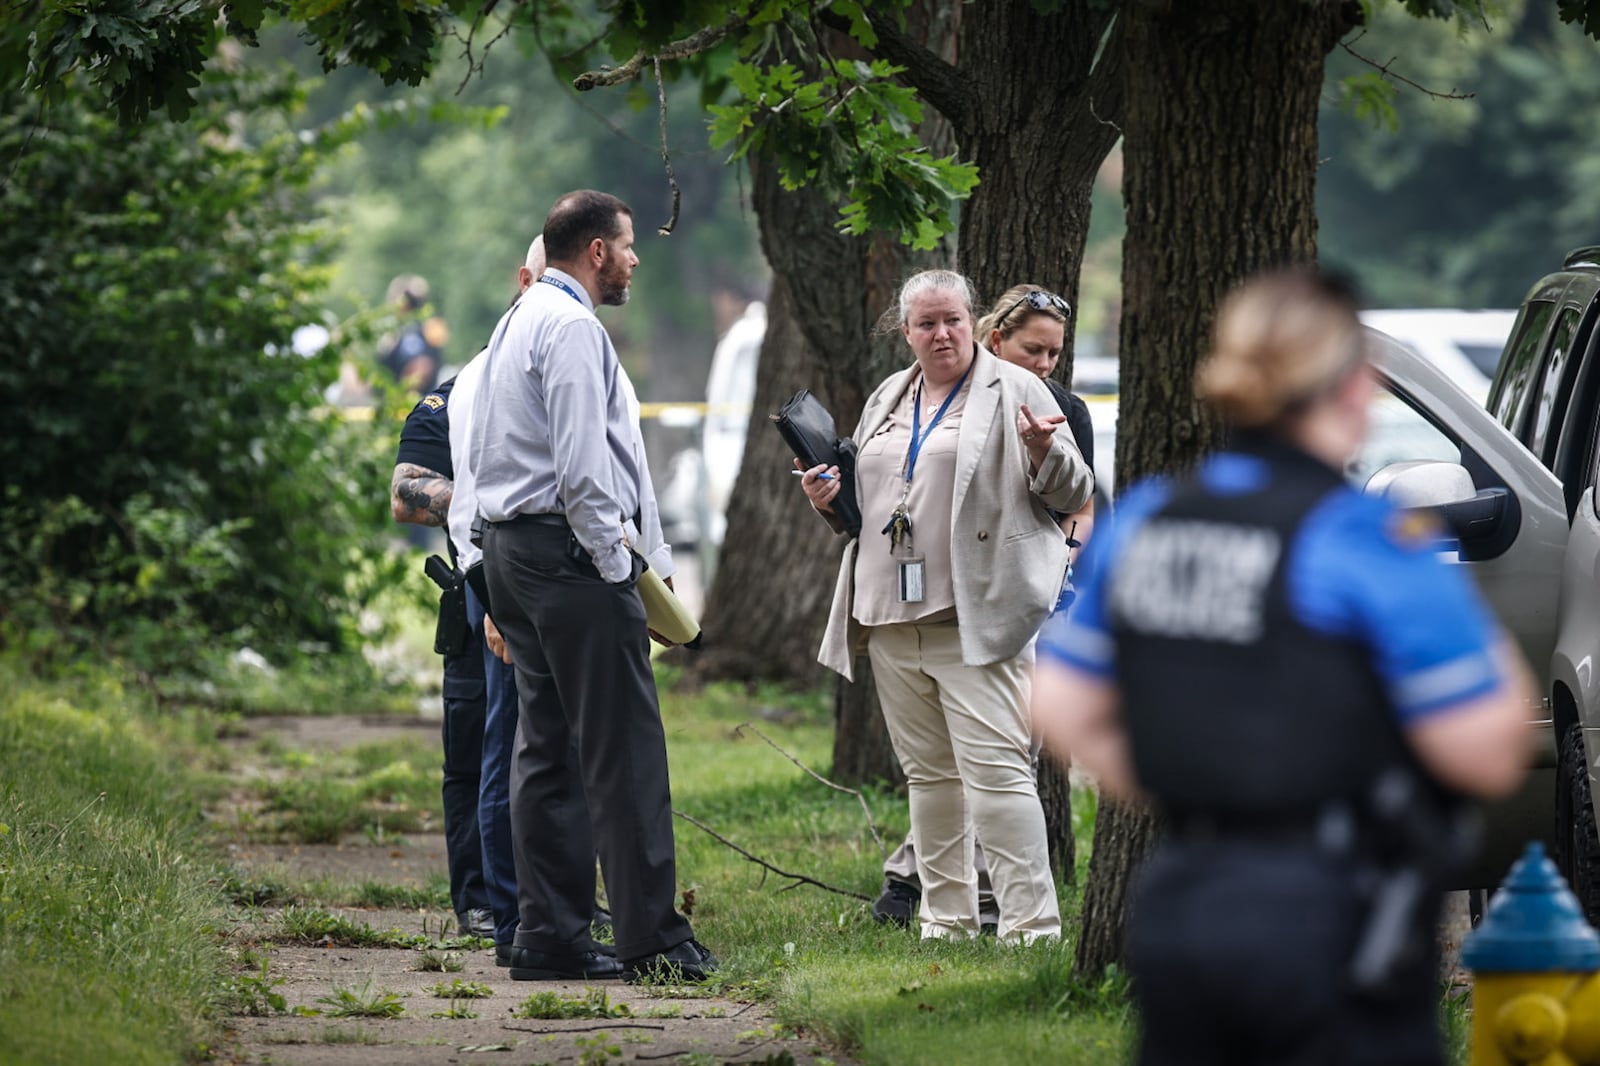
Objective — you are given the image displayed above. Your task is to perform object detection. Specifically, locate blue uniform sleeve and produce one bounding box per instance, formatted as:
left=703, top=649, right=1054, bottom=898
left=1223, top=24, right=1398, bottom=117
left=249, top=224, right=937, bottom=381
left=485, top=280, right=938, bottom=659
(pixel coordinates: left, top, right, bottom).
left=1289, top=489, right=1507, bottom=725
left=1037, top=477, right=1172, bottom=678
left=395, top=380, right=454, bottom=478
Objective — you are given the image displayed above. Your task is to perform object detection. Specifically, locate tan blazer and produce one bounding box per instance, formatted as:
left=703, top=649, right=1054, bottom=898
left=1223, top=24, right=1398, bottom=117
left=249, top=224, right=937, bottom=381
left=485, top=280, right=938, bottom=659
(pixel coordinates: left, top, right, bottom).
left=818, top=346, right=1094, bottom=679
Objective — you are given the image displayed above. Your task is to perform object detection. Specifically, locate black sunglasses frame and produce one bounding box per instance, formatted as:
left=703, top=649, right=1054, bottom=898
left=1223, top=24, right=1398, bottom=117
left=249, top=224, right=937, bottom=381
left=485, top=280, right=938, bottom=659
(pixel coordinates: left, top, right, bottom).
left=997, top=289, right=1072, bottom=325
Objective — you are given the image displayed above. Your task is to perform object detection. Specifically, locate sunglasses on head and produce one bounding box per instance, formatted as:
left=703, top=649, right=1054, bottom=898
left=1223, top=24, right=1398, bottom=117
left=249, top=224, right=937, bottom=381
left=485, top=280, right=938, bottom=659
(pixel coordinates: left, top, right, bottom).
left=999, top=289, right=1072, bottom=324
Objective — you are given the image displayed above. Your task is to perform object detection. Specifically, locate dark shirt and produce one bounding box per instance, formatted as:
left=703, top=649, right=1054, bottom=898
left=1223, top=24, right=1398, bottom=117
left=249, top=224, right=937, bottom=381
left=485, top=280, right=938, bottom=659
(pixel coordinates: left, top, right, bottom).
left=396, top=378, right=456, bottom=479
left=1046, top=378, right=1095, bottom=471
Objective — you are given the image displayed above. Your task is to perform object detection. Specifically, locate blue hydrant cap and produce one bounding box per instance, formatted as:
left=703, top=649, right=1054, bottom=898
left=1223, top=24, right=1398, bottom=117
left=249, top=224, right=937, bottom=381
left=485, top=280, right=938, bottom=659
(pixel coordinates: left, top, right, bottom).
left=1461, top=841, right=1600, bottom=973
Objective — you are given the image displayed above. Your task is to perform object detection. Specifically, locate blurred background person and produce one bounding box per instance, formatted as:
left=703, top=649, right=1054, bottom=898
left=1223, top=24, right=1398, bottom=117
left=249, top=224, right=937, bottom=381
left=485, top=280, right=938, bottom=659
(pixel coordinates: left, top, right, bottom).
left=1033, top=267, right=1533, bottom=1065
left=870, top=282, right=1098, bottom=931
left=381, top=273, right=450, bottom=394
left=798, top=268, right=1093, bottom=942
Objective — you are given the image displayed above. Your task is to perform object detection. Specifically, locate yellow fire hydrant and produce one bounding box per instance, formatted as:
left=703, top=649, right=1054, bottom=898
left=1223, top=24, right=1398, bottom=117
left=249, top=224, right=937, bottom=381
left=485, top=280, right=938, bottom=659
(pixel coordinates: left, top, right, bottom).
left=1461, top=841, right=1600, bottom=1065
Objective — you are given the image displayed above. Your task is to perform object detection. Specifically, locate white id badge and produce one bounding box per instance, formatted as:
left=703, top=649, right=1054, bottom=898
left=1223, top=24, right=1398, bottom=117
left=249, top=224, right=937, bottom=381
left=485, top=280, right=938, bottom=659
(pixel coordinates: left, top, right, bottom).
left=897, top=555, right=926, bottom=603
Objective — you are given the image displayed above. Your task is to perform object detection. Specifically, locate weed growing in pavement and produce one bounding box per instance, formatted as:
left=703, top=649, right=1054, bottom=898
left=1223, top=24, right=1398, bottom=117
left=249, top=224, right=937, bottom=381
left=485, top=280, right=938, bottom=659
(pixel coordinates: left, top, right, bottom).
left=414, top=949, right=466, bottom=972
left=634, top=1003, right=682, bottom=1018
left=244, top=735, right=441, bottom=843
left=513, top=988, right=631, bottom=1020
left=428, top=1000, right=481, bottom=1020
left=218, top=868, right=291, bottom=907
left=573, top=1033, right=623, bottom=1065
left=315, top=981, right=406, bottom=1018
left=223, top=951, right=287, bottom=1016
left=316, top=1024, right=381, bottom=1044
left=271, top=905, right=489, bottom=950
left=426, top=979, right=492, bottom=999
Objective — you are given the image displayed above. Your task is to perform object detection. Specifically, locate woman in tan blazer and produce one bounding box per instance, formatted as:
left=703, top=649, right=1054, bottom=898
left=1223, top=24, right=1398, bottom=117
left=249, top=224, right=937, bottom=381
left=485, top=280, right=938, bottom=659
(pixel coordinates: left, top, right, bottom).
left=796, top=269, right=1094, bottom=941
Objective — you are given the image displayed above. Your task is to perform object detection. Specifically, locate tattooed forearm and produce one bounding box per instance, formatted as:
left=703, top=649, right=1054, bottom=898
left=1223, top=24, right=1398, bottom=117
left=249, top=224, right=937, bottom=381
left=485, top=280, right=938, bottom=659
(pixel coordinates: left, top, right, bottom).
left=391, top=463, right=453, bottom=527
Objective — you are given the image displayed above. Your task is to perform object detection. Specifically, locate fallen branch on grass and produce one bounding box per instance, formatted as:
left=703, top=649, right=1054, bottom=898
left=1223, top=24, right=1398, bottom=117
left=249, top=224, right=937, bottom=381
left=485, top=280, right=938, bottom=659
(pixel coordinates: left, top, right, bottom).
left=672, top=810, right=872, bottom=902
left=734, top=722, right=888, bottom=859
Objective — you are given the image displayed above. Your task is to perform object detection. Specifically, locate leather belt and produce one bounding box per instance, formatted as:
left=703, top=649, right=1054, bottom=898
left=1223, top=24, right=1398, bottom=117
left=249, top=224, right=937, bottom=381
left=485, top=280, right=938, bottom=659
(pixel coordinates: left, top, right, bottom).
left=496, top=513, right=570, bottom=530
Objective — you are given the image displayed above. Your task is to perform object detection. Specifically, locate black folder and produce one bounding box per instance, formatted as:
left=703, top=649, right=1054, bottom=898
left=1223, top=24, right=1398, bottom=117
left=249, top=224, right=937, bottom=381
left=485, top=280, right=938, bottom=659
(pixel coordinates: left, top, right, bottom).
left=771, top=390, right=862, bottom=538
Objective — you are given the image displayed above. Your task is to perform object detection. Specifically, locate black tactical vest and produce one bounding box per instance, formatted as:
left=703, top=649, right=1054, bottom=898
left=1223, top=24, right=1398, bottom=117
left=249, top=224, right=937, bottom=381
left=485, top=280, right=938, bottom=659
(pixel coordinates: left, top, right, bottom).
left=1110, top=434, right=1408, bottom=820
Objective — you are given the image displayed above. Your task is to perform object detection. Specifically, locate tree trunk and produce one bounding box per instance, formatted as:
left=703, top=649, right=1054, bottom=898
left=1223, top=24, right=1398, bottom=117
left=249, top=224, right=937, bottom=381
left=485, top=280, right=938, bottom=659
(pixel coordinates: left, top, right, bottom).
left=1072, top=0, right=1352, bottom=980
left=952, top=0, right=1122, bottom=885
left=956, top=2, right=1123, bottom=376
left=1037, top=757, right=1076, bottom=882
left=685, top=273, right=846, bottom=685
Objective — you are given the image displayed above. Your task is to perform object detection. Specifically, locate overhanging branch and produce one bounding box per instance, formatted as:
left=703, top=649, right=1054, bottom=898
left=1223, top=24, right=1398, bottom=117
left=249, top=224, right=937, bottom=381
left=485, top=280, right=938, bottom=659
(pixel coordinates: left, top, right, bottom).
left=573, top=20, right=740, bottom=91
left=1338, top=34, right=1475, bottom=102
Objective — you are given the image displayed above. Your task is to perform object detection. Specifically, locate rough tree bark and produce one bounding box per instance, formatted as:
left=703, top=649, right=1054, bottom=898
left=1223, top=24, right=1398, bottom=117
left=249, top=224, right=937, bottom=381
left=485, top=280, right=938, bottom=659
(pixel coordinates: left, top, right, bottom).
left=1071, top=0, right=1354, bottom=979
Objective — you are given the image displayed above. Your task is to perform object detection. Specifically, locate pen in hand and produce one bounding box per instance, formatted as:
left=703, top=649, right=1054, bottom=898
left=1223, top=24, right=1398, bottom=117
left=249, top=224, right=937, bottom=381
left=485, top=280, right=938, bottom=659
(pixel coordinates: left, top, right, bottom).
left=791, top=469, right=836, bottom=480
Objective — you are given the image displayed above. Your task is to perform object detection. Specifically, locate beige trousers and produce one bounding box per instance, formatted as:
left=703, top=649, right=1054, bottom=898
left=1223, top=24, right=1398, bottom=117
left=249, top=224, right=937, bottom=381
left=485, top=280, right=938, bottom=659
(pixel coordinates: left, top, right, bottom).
left=867, top=620, right=1060, bottom=942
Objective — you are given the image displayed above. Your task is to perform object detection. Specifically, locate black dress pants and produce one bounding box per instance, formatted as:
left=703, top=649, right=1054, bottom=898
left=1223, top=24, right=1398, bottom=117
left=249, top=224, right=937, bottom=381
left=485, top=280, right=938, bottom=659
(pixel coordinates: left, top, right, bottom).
left=1129, top=838, right=1444, bottom=1066
left=482, top=518, right=693, bottom=960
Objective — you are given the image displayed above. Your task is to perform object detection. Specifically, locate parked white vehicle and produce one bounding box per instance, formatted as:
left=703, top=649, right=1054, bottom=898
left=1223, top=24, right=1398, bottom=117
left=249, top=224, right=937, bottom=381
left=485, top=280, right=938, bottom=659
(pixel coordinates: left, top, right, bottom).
left=1358, top=308, right=1517, bottom=406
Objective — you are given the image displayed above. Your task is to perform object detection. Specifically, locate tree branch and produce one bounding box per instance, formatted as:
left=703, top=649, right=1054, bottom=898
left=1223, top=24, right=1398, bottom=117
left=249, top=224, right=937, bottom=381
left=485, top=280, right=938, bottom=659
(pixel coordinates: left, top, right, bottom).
left=573, top=20, right=740, bottom=91
left=1338, top=36, right=1475, bottom=101
left=653, top=57, right=681, bottom=236
left=734, top=722, right=887, bottom=858
left=672, top=810, right=872, bottom=902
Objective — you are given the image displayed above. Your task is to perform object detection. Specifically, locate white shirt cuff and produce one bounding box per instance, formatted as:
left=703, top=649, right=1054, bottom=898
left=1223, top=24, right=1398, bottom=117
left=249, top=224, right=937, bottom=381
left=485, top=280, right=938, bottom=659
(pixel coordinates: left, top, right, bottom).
left=596, top=542, right=633, bottom=584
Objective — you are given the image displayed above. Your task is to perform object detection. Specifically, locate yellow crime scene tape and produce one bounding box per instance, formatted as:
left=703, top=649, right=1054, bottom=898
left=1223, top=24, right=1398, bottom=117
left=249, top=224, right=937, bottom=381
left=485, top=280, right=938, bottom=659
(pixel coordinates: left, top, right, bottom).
left=323, top=401, right=752, bottom=424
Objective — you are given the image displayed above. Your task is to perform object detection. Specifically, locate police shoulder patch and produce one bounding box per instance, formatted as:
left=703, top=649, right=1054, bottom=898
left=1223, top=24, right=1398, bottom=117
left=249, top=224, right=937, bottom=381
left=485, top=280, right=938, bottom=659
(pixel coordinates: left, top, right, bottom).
left=421, top=393, right=446, bottom=411
left=1386, top=508, right=1441, bottom=551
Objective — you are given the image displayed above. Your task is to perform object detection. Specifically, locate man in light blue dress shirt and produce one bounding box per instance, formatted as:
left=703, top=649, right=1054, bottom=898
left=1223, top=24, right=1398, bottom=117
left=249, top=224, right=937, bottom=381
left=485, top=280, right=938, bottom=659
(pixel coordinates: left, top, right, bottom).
left=469, top=190, right=715, bottom=984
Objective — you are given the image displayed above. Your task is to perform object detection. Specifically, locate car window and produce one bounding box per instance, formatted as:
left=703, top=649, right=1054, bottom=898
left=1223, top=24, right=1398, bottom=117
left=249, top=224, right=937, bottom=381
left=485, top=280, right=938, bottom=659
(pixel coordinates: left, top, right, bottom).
left=1489, top=300, right=1556, bottom=432
left=1459, top=342, right=1506, bottom=378
left=1528, top=306, right=1582, bottom=460
left=1347, top=382, right=1462, bottom=489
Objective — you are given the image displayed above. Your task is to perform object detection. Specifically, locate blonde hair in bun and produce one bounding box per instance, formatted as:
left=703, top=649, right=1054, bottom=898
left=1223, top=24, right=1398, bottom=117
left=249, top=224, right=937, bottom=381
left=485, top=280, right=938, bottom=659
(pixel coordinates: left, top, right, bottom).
left=1198, top=268, right=1365, bottom=428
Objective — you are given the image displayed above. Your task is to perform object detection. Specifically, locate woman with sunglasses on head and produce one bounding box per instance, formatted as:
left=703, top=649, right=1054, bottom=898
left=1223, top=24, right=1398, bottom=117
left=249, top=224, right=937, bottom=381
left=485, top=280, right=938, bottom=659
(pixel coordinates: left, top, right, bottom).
left=1033, top=267, right=1532, bottom=1064
left=979, top=285, right=1095, bottom=556
left=795, top=269, right=1094, bottom=942
left=867, top=283, right=1099, bottom=933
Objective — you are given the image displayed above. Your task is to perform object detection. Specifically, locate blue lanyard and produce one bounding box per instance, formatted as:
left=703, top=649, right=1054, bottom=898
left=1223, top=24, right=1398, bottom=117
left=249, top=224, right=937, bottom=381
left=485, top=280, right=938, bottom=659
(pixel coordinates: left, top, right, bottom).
left=906, top=361, right=972, bottom=482
left=538, top=274, right=586, bottom=305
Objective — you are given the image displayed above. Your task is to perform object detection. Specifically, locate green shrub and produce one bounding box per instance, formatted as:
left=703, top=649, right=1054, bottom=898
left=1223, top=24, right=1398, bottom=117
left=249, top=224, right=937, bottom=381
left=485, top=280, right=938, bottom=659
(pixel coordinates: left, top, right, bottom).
left=0, top=67, right=406, bottom=670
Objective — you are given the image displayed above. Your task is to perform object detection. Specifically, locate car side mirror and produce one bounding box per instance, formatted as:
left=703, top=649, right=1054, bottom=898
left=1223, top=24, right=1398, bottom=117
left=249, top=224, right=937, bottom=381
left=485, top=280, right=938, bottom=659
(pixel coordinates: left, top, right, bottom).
left=1365, top=460, right=1477, bottom=508
left=1364, top=459, right=1518, bottom=560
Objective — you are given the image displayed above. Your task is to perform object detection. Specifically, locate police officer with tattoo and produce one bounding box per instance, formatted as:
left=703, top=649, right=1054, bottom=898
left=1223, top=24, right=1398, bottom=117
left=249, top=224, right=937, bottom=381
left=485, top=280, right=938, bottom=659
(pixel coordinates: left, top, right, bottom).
left=391, top=380, right=493, bottom=941
left=1033, top=268, right=1535, bottom=1065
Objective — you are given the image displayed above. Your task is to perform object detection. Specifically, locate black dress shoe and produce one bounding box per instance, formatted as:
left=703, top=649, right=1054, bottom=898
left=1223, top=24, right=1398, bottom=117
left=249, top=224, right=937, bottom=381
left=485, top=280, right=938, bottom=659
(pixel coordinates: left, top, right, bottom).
left=458, top=907, right=495, bottom=939
left=498, top=941, right=616, bottom=967
left=621, top=939, right=718, bottom=984
left=505, top=945, right=623, bottom=981
left=871, top=879, right=920, bottom=927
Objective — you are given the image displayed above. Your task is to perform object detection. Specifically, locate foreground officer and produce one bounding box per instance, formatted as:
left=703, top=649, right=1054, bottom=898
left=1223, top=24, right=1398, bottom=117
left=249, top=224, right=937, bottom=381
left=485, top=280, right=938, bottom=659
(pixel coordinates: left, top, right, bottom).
left=1034, top=267, right=1533, bottom=1065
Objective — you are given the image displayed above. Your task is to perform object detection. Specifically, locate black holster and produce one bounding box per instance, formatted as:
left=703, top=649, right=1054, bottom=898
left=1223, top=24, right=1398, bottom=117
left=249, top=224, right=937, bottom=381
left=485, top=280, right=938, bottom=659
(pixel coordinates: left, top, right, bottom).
left=1346, top=767, right=1479, bottom=1001
left=425, top=554, right=471, bottom=657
